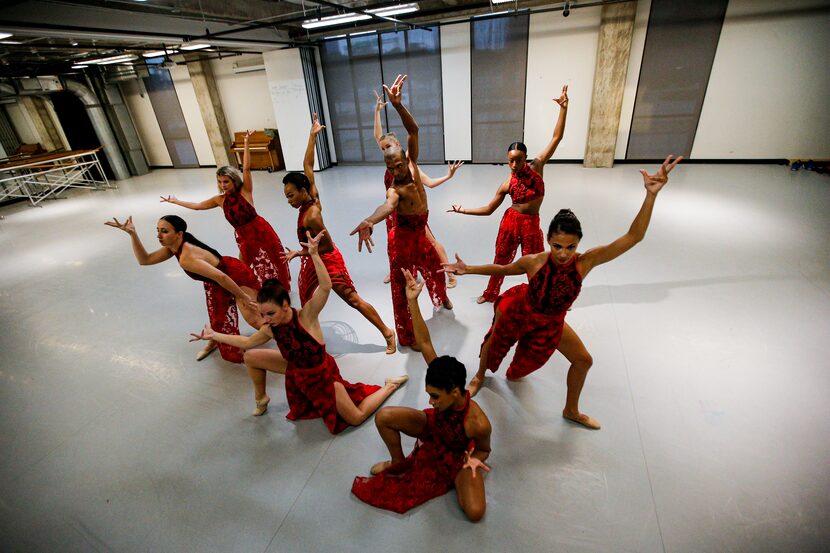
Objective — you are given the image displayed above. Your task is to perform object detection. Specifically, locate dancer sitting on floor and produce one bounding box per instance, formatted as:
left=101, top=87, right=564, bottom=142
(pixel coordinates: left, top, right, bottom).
left=351, top=74, right=453, bottom=350
left=448, top=85, right=569, bottom=303
left=105, top=214, right=262, bottom=363
left=191, top=230, right=408, bottom=429
left=352, top=268, right=492, bottom=521
left=443, top=155, right=683, bottom=430
left=374, top=86, right=463, bottom=287
left=283, top=114, right=396, bottom=354
left=160, top=130, right=290, bottom=290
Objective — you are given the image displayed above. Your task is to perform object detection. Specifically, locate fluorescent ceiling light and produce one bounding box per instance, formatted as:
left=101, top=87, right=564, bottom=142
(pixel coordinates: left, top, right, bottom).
left=83, top=54, right=137, bottom=64
left=180, top=43, right=211, bottom=51
left=491, top=0, right=515, bottom=4
left=350, top=31, right=375, bottom=37
left=303, top=3, right=419, bottom=29
left=0, top=32, right=12, bottom=40
left=473, top=10, right=510, bottom=18
left=143, top=49, right=178, bottom=57
left=0, top=40, right=21, bottom=44
left=71, top=64, right=88, bottom=69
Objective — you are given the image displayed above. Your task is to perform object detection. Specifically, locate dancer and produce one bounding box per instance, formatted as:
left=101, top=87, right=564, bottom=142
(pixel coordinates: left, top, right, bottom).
left=191, top=230, right=408, bottom=428
left=373, top=79, right=462, bottom=288
left=105, top=214, right=262, bottom=363
left=351, top=75, right=452, bottom=350
left=443, top=155, right=682, bottom=429
left=449, top=85, right=569, bottom=303
left=352, top=268, right=492, bottom=521
left=160, top=130, right=291, bottom=289
left=283, top=115, right=396, bottom=354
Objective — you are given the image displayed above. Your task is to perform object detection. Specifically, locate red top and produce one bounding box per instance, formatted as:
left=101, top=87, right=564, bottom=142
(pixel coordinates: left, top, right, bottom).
left=174, top=242, right=222, bottom=283
left=526, top=254, right=582, bottom=316
left=222, top=190, right=258, bottom=227
left=271, top=308, right=326, bottom=368
left=296, top=200, right=315, bottom=244
left=508, top=164, right=545, bottom=204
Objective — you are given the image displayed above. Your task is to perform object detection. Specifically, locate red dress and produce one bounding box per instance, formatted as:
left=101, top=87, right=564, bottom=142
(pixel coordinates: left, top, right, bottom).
left=483, top=254, right=582, bottom=379
left=223, top=190, right=291, bottom=289
left=481, top=164, right=546, bottom=302
left=296, top=200, right=357, bottom=306
left=388, top=211, right=449, bottom=346
left=271, top=309, right=380, bottom=434
left=352, top=392, right=474, bottom=513
left=175, top=243, right=260, bottom=364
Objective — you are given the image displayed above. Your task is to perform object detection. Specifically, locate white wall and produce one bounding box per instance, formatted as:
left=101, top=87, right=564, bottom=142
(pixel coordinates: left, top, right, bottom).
left=441, top=23, right=472, bottom=161
left=211, top=54, right=277, bottom=135
left=693, top=0, right=830, bottom=159
left=263, top=49, right=312, bottom=172
left=524, top=7, right=602, bottom=161
left=169, top=64, right=215, bottom=166
left=615, top=0, right=651, bottom=160
left=5, top=101, right=38, bottom=145
left=120, top=79, right=173, bottom=167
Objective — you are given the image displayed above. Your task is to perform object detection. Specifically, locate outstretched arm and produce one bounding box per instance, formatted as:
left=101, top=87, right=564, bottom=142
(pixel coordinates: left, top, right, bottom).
left=384, top=74, right=419, bottom=164
left=190, top=323, right=272, bottom=350
left=241, top=130, right=254, bottom=194
left=420, top=161, right=463, bottom=189
left=373, top=91, right=387, bottom=148
left=448, top=179, right=509, bottom=216
left=349, top=188, right=399, bottom=253
left=159, top=194, right=221, bottom=211
left=442, top=252, right=537, bottom=278
left=179, top=257, right=255, bottom=309
left=402, top=269, right=438, bottom=364
left=531, top=85, right=569, bottom=176
left=580, top=155, right=682, bottom=275
left=303, top=114, right=325, bottom=204
left=299, top=230, right=331, bottom=321
left=105, top=216, right=173, bottom=265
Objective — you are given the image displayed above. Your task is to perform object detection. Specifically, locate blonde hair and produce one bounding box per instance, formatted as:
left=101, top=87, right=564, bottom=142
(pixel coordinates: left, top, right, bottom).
left=216, top=166, right=243, bottom=193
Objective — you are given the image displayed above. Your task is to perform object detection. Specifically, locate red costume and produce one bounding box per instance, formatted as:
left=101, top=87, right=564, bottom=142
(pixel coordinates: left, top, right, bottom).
left=271, top=309, right=380, bottom=434
left=352, top=392, right=474, bottom=514
left=388, top=211, right=449, bottom=346
left=483, top=254, right=582, bottom=379
left=480, top=164, right=546, bottom=302
left=175, top=243, right=260, bottom=364
left=296, top=201, right=356, bottom=306
left=383, top=170, right=397, bottom=233
left=223, top=190, right=290, bottom=289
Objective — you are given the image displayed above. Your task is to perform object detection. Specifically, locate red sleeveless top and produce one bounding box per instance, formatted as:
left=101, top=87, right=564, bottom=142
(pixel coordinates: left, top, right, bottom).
left=271, top=309, right=326, bottom=368
left=508, top=164, right=545, bottom=204
left=222, top=190, right=257, bottom=227
left=296, top=200, right=315, bottom=244
left=527, top=255, right=582, bottom=316
left=174, top=242, right=223, bottom=283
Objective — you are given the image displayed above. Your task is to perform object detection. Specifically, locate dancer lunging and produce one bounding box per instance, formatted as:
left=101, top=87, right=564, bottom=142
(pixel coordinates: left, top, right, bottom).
left=352, top=268, right=491, bottom=521
left=449, top=85, right=569, bottom=303
left=444, top=155, right=682, bottom=429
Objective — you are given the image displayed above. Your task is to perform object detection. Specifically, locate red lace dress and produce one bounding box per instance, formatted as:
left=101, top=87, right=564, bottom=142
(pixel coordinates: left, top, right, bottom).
left=388, top=211, right=448, bottom=346
left=271, top=309, right=380, bottom=434
left=175, top=243, right=260, bottom=364
left=222, top=190, right=290, bottom=289
left=480, top=164, right=546, bottom=302
left=483, top=254, right=582, bottom=379
left=352, top=392, right=475, bottom=513
left=296, top=200, right=356, bottom=306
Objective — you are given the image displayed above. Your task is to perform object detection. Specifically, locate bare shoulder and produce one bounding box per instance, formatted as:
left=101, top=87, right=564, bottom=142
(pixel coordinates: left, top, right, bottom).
left=467, top=400, right=492, bottom=437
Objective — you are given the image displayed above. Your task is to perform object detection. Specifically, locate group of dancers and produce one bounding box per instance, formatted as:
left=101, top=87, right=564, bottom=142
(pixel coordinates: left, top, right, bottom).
left=106, top=74, right=681, bottom=521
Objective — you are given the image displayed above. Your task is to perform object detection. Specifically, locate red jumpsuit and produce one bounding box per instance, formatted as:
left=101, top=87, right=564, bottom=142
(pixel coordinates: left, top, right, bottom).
left=480, top=164, right=546, bottom=302
left=222, top=190, right=290, bottom=289
left=296, top=200, right=356, bottom=306
left=389, top=211, right=449, bottom=346
left=175, top=243, right=260, bottom=364
left=271, top=309, right=380, bottom=434
left=352, top=392, right=474, bottom=514
left=483, top=254, right=582, bottom=379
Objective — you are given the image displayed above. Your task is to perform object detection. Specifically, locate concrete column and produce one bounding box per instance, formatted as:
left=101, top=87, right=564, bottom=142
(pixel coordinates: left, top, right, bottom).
left=19, top=96, right=60, bottom=151
left=185, top=54, right=233, bottom=168
left=584, top=1, right=638, bottom=168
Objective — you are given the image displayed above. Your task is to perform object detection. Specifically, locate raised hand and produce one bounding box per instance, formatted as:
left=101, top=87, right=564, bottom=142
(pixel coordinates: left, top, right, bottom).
left=373, top=90, right=387, bottom=111
left=104, top=215, right=135, bottom=234
left=554, top=84, right=569, bottom=109
left=401, top=268, right=425, bottom=301
left=244, top=129, right=254, bottom=142
left=300, top=229, right=326, bottom=256
left=189, top=324, right=215, bottom=342
left=441, top=253, right=468, bottom=275
left=284, top=248, right=301, bottom=263
left=447, top=160, right=464, bottom=178
left=640, top=154, right=682, bottom=195
left=310, top=113, right=325, bottom=136
left=349, top=220, right=374, bottom=253
left=159, top=195, right=178, bottom=204
left=463, top=450, right=491, bottom=479
left=447, top=204, right=464, bottom=214
left=383, top=74, right=407, bottom=106
left=237, top=294, right=258, bottom=312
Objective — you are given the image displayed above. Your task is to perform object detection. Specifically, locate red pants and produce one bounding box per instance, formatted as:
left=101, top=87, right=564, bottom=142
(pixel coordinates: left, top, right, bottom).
left=482, top=284, right=565, bottom=379
left=481, top=209, right=544, bottom=302
left=298, top=246, right=356, bottom=306
left=389, top=218, right=448, bottom=346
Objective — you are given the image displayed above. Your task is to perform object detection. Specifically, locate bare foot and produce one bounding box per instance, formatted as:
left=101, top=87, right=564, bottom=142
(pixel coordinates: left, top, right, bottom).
left=196, top=340, right=218, bottom=361
left=384, top=331, right=396, bottom=354
left=468, top=375, right=485, bottom=397
left=370, top=460, right=393, bottom=475
left=442, top=298, right=453, bottom=310
left=447, top=273, right=457, bottom=289
left=383, top=273, right=391, bottom=284
left=252, top=395, right=270, bottom=416
left=562, top=410, right=601, bottom=430
left=476, top=296, right=491, bottom=305
left=384, top=375, right=409, bottom=389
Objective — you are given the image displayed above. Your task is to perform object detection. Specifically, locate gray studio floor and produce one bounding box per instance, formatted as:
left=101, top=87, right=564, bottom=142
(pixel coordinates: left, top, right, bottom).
left=0, top=161, right=828, bottom=553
